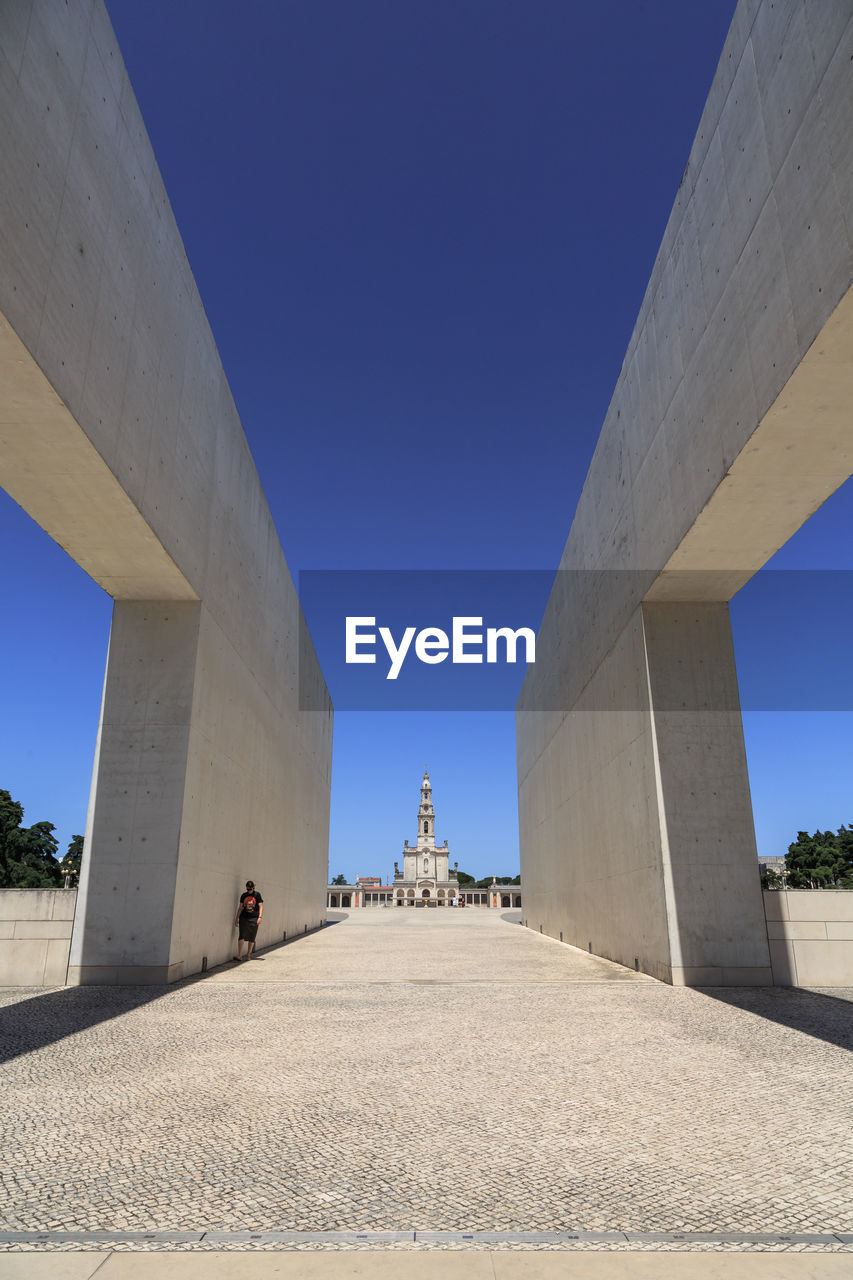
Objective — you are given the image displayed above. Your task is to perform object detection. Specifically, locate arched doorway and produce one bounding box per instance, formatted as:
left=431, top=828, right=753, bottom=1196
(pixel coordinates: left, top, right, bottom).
left=342, top=895, right=351, bottom=908
left=330, top=895, right=338, bottom=908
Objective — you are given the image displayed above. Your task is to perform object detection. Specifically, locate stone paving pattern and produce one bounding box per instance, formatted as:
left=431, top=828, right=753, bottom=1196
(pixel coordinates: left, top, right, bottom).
left=0, top=910, right=851, bottom=1248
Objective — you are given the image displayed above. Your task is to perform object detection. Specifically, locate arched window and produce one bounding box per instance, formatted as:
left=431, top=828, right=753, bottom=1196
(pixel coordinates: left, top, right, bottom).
left=424, top=820, right=428, bottom=833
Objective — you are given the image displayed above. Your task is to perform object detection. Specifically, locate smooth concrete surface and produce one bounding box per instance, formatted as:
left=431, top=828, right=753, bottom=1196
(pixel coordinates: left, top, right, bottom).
left=0, top=1, right=332, bottom=981
left=0, top=888, right=76, bottom=922
left=643, top=603, right=771, bottom=986
left=765, top=890, right=853, bottom=986
left=3, top=1256, right=853, bottom=1279
left=0, top=889, right=75, bottom=984
left=517, top=0, right=853, bottom=983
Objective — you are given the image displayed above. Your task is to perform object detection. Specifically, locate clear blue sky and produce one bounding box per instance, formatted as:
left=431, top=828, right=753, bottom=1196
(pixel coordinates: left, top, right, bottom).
left=1, top=1, right=850, bottom=882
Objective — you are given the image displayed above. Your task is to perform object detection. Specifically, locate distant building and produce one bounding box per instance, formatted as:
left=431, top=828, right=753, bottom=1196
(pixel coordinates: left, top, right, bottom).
left=325, top=877, right=522, bottom=909
left=759, top=855, right=787, bottom=885
left=459, top=881, right=522, bottom=909
left=392, top=771, right=460, bottom=906
left=326, top=771, right=522, bottom=909
left=326, top=878, right=394, bottom=909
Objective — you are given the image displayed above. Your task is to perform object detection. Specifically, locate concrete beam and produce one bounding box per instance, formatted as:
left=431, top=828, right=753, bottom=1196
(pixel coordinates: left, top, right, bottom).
left=0, top=316, right=197, bottom=599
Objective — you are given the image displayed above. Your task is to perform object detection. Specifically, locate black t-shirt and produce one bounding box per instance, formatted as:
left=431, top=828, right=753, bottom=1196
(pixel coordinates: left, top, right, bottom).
left=240, top=890, right=263, bottom=919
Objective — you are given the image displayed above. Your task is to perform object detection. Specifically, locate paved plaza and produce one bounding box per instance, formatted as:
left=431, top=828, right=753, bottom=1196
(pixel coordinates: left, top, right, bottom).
left=0, top=909, right=851, bottom=1260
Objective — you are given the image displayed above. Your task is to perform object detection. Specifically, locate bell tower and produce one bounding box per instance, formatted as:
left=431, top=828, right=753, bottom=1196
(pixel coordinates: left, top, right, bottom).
left=418, top=771, right=434, bottom=847
left=400, top=771, right=453, bottom=897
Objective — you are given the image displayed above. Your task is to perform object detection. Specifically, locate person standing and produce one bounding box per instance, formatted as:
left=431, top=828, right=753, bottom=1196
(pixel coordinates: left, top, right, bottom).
left=234, top=880, right=263, bottom=960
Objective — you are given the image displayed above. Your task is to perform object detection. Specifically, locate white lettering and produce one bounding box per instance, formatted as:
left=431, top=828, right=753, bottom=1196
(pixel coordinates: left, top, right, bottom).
left=345, top=617, right=536, bottom=677
left=415, top=628, right=449, bottom=664
left=379, top=625, right=416, bottom=680
left=486, top=626, right=536, bottom=664
left=346, top=617, right=376, bottom=663
left=452, top=616, right=483, bottom=664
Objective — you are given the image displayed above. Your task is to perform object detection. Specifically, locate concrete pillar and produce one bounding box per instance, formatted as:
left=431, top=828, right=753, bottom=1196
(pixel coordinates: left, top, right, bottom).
left=0, top=1, right=333, bottom=984
left=641, top=602, right=772, bottom=985
left=517, top=0, right=853, bottom=986
left=69, top=602, right=201, bottom=984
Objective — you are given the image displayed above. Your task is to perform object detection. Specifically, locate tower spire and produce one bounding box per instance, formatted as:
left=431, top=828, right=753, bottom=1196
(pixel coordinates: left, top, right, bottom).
left=418, top=770, right=434, bottom=846
left=399, top=771, right=454, bottom=904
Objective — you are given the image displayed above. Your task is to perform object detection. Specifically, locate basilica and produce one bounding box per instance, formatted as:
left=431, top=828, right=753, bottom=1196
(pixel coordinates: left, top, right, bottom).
left=326, top=771, right=523, bottom=909
left=392, top=771, right=460, bottom=905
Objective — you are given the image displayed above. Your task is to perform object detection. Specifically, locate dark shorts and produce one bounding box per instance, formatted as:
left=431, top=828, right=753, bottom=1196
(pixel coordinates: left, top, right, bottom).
left=239, top=918, right=259, bottom=942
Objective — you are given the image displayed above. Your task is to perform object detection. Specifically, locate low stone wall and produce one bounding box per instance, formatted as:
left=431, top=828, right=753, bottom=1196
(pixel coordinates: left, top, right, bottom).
left=0, top=888, right=77, bottom=986
left=3, top=887, right=850, bottom=990
left=764, top=890, right=853, bottom=987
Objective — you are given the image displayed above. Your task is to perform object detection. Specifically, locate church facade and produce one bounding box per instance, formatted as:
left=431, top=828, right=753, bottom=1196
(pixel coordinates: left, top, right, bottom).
left=393, top=772, right=460, bottom=905
left=325, top=771, right=522, bottom=909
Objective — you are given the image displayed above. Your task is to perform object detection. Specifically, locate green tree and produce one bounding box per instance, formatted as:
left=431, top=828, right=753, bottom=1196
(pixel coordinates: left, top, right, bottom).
left=0, top=790, right=25, bottom=886
left=786, top=827, right=852, bottom=889
left=330, top=873, right=347, bottom=885
left=59, top=834, right=84, bottom=887
left=456, top=870, right=475, bottom=885
left=835, top=825, right=853, bottom=887
left=0, top=790, right=62, bottom=888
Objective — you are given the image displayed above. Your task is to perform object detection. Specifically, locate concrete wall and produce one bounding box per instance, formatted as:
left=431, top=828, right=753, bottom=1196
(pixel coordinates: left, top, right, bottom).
left=765, top=890, right=853, bottom=987
left=0, top=889, right=76, bottom=985
left=0, top=1, right=332, bottom=981
left=518, top=0, right=853, bottom=984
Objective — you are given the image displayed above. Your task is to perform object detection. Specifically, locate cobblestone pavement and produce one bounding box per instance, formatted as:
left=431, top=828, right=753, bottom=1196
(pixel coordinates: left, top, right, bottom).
left=0, top=909, right=851, bottom=1252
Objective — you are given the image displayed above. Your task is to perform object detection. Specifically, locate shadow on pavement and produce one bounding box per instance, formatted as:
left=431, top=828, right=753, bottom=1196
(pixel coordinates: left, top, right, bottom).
left=0, top=917, right=346, bottom=1066
left=0, top=984, right=166, bottom=1066
left=699, top=985, right=853, bottom=1053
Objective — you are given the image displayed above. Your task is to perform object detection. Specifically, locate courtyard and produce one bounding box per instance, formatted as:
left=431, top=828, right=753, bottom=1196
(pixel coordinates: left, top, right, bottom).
left=0, top=909, right=851, bottom=1259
